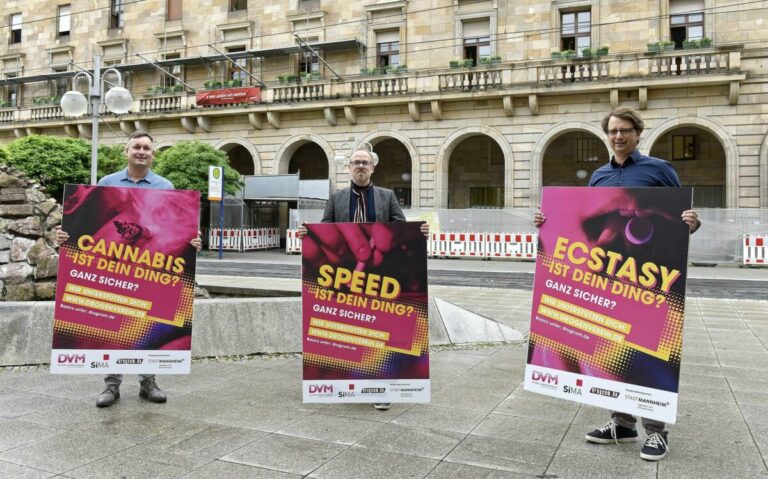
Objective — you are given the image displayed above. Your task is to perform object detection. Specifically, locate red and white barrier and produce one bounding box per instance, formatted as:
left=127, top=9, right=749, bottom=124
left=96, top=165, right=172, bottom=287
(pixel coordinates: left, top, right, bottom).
left=485, top=233, right=538, bottom=258
left=430, top=232, right=485, bottom=258
left=242, top=228, right=280, bottom=251
left=286, top=229, right=301, bottom=254
left=209, top=228, right=242, bottom=251
left=743, top=235, right=767, bottom=265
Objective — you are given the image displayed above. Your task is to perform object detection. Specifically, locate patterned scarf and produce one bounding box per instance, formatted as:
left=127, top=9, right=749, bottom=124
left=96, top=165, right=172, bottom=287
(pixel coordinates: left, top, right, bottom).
left=351, top=182, right=371, bottom=223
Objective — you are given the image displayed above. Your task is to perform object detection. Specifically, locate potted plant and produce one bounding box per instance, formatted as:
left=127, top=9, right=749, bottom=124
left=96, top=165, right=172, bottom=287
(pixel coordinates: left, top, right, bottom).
left=172, top=84, right=184, bottom=93
left=0, top=100, right=9, bottom=108
left=386, top=65, right=397, bottom=75
left=683, top=39, right=699, bottom=49
left=699, top=36, right=712, bottom=48
left=462, top=59, right=474, bottom=68
left=396, top=64, right=408, bottom=73
left=491, top=55, right=502, bottom=64
left=212, top=80, right=223, bottom=89
left=154, top=86, right=167, bottom=94
left=231, top=78, right=243, bottom=87
left=596, top=46, right=609, bottom=57
left=551, top=50, right=562, bottom=59
left=561, top=49, right=576, bottom=59
left=580, top=47, right=593, bottom=59
left=449, top=60, right=460, bottom=68
left=659, top=40, right=674, bottom=51
left=478, top=56, right=491, bottom=66
left=310, top=71, right=321, bottom=80
left=647, top=42, right=660, bottom=53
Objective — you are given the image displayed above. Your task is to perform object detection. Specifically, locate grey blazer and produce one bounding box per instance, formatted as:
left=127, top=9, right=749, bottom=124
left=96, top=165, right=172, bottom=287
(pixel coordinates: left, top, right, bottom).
left=321, top=186, right=406, bottom=223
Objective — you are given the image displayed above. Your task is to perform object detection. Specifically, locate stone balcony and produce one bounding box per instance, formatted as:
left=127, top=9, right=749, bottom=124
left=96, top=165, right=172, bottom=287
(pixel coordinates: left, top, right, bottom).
left=0, top=47, right=745, bottom=135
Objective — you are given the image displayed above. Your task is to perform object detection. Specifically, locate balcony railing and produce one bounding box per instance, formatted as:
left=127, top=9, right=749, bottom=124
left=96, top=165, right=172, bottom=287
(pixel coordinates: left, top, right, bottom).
left=439, top=68, right=503, bottom=91
left=0, top=48, right=743, bottom=127
left=29, top=105, right=64, bottom=121
left=139, top=93, right=184, bottom=112
left=351, top=75, right=409, bottom=97
left=272, top=83, right=326, bottom=102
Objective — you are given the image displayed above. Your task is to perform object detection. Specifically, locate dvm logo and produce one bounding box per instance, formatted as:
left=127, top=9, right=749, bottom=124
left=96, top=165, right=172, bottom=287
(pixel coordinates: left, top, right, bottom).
left=531, top=370, right=558, bottom=385
left=57, top=354, right=85, bottom=364
left=308, top=384, right=334, bottom=394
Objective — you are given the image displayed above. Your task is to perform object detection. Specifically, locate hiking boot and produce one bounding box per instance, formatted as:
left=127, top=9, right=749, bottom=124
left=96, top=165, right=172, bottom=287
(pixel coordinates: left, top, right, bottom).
left=640, top=432, right=669, bottom=461
left=585, top=421, right=638, bottom=444
left=373, top=403, right=391, bottom=411
left=139, top=377, right=167, bottom=403
left=96, top=384, right=120, bottom=408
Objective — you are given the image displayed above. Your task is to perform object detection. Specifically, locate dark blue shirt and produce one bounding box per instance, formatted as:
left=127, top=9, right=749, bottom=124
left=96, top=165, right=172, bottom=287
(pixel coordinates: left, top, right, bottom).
left=97, top=167, right=174, bottom=190
left=589, top=150, right=681, bottom=187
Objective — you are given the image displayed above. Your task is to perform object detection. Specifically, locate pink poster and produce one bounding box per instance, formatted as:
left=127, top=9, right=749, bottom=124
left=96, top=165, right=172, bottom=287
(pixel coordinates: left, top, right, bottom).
left=51, top=185, right=200, bottom=374
left=525, top=187, right=692, bottom=423
left=302, top=222, right=430, bottom=403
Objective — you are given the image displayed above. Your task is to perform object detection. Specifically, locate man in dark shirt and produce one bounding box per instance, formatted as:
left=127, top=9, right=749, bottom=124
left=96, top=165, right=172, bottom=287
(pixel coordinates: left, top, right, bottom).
left=535, top=107, right=700, bottom=461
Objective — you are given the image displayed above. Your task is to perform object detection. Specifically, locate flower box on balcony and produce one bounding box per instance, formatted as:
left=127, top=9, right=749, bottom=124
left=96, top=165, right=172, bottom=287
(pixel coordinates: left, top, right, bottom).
left=551, top=51, right=562, bottom=59
left=596, top=46, right=609, bottom=57
left=449, top=60, right=460, bottom=69
left=561, top=50, right=576, bottom=59
left=699, top=37, right=712, bottom=48
left=683, top=39, right=700, bottom=49
left=580, top=48, right=594, bottom=59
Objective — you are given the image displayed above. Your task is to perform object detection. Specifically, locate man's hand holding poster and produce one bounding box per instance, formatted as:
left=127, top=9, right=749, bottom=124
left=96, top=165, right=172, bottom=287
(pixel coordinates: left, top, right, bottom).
left=525, top=187, right=692, bottom=423
left=51, top=185, right=200, bottom=374
left=302, top=222, right=430, bottom=403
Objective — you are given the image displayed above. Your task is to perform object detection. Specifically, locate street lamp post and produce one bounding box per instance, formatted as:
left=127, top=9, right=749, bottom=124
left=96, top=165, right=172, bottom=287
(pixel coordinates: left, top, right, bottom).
left=60, top=55, right=133, bottom=185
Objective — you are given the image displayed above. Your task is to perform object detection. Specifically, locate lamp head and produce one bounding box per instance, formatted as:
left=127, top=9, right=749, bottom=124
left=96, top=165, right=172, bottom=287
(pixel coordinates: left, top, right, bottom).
left=60, top=90, right=88, bottom=117
left=104, top=86, right=132, bottom=114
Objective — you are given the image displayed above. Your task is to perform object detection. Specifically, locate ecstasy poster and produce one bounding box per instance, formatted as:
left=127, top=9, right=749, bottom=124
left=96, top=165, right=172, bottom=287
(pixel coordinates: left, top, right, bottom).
left=52, top=185, right=199, bottom=374
left=525, top=187, right=691, bottom=423
left=302, top=222, right=430, bottom=403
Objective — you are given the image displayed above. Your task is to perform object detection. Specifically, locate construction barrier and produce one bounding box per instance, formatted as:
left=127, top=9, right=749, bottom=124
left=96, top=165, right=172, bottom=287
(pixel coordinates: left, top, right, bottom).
left=286, top=229, right=301, bottom=254
left=743, top=235, right=768, bottom=265
left=429, top=232, right=485, bottom=258
left=209, top=228, right=242, bottom=251
left=242, top=228, right=280, bottom=251
left=485, top=233, right=538, bottom=259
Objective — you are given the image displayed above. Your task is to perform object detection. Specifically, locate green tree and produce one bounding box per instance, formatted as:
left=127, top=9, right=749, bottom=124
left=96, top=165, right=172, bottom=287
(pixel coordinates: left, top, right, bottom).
left=154, top=141, right=242, bottom=195
left=0, top=145, right=8, bottom=164
left=97, top=144, right=126, bottom=178
left=6, top=135, right=89, bottom=200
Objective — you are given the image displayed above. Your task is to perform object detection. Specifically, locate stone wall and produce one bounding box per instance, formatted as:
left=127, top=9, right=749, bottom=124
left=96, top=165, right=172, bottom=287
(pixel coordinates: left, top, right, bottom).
left=0, top=165, right=60, bottom=301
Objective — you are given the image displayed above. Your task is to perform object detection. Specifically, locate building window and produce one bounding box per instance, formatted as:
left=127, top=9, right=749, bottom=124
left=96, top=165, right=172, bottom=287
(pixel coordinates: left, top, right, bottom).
left=670, top=12, right=703, bottom=48
left=298, top=51, right=319, bottom=74
left=226, top=46, right=248, bottom=83
left=672, top=135, right=696, bottom=160
left=5, top=74, right=18, bottom=107
left=162, top=53, right=181, bottom=88
left=110, top=0, right=124, bottom=29
left=10, top=13, right=22, bottom=44
left=462, top=18, right=491, bottom=65
left=52, top=68, right=70, bottom=99
left=561, top=10, right=591, bottom=53
left=230, top=0, right=247, bottom=11
left=376, top=30, right=400, bottom=67
left=469, top=187, right=503, bottom=208
left=298, top=0, right=320, bottom=9
left=166, top=0, right=182, bottom=21
left=58, top=5, right=71, bottom=38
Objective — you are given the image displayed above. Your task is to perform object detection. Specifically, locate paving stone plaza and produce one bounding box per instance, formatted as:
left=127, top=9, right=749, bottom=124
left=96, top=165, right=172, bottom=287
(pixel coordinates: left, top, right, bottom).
left=1, top=257, right=766, bottom=478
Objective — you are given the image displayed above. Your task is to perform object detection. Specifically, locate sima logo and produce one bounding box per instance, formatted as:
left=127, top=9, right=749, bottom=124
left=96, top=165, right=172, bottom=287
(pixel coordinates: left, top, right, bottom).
left=57, top=354, right=85, bottom=364
left=308, top=384, right=333, bottom=394
left=532, top=371, right=558, bottom=385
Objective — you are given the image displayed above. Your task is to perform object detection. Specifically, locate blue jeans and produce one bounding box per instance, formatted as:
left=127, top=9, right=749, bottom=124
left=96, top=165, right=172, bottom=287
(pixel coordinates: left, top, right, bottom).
left=104, top=374, right=154, bottom=386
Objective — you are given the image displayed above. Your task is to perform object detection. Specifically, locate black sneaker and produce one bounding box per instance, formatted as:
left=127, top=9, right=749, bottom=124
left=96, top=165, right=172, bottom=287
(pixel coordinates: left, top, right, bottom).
left=640, top=432, right=669, bottom=461
left=585, top=421, right=639, bottom=444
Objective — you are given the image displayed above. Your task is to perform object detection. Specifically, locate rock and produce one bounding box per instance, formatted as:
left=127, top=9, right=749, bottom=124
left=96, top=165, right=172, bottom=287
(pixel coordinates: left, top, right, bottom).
left=0, top=235, right=10, bottom=250
left=0, top=218, right=10, bottom=233
left=195, top=285, right=211, bottom=298
left=0, top=262, right=34, bottom=285
left=35, top=199, right=58, bottom=216
left=44, top=230, right=59, bottom=246
left=27, top=238, right=57, bottom=265
left=5, top=283, right=35, bottom=301
left=0, top=173, right=26, bottom=188
left=0, top=188, right=26, bottom=204
left=9, top=217, right=43, bottom=237
left=10, top=237, right=35, bottom=262
left=34, top=255, right=59, bottom=279
left=44, top=210, right=63, bottom=230
left=0, top=251, right=8, bottom=264
left=34, top=281, right=56, bottom=300
left=25, top=188, right=47, bottom=204
left=0, top=204, right=35, bottom=217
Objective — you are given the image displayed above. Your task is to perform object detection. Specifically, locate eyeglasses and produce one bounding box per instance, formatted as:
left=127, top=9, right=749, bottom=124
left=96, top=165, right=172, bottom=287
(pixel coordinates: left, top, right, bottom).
left=349, top=160, right=373, bottom=167
left=607, top=128, right=635, bottom=137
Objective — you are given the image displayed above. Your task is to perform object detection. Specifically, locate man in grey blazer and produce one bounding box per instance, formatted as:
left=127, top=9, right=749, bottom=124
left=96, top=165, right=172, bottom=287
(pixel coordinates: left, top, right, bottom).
left=299, top=147, right=428, bottom=411
left=321, top=148, right=406, bottom=223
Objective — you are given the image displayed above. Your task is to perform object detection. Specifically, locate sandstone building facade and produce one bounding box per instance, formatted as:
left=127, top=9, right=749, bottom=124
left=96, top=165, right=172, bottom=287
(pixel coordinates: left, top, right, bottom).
left=0, top=0, right=766, bottom=217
